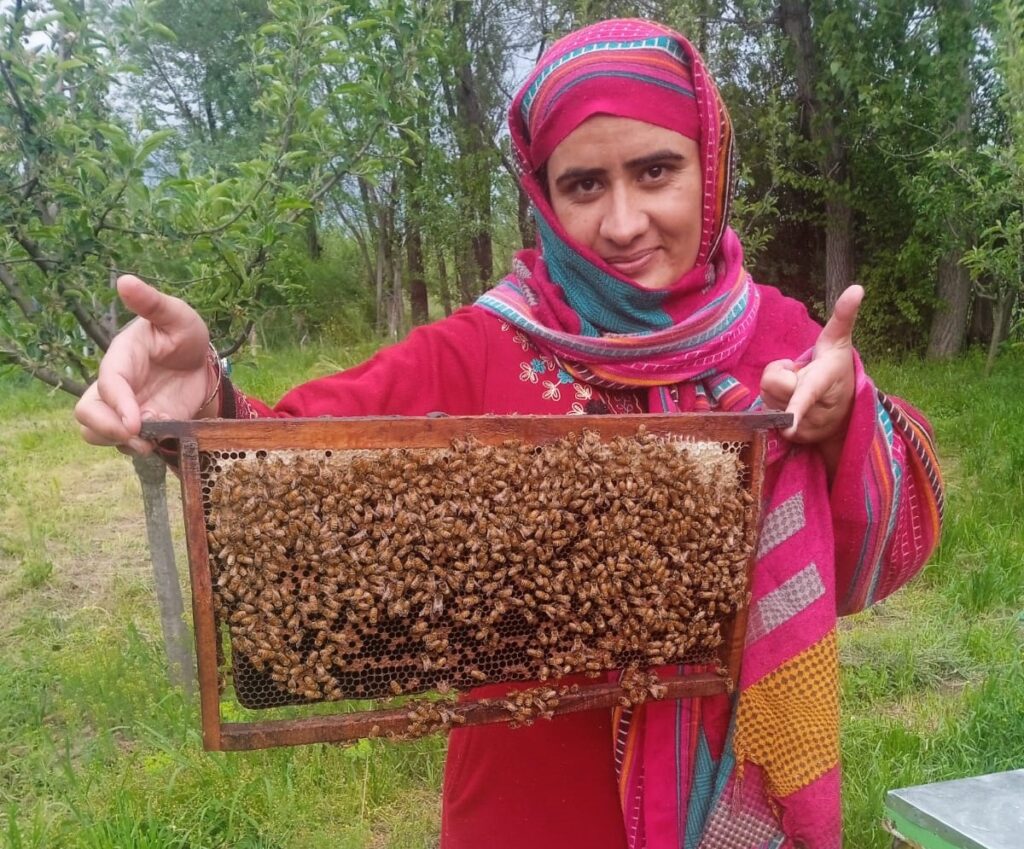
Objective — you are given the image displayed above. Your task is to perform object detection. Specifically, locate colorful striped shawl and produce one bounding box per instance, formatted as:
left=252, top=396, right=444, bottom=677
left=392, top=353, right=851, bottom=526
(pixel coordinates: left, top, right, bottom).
left=477, top=228, right=758, bottom=405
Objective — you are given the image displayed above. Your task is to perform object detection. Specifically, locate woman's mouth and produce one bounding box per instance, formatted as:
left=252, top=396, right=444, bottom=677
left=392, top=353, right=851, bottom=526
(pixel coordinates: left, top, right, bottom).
left=605, top=248, right=658, bottom=277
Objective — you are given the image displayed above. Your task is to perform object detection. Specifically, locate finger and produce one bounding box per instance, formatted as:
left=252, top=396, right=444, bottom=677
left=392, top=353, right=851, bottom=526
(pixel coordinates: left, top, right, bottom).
left=116, top=440, right=154, bottom=457
left=79, top=420, right=151, bottom=456
left=79, top=421, right=122, bottom=447
left=117, top=275, right=192, bottom=333
left=759, top=361, right=799, bottom=410
left=817, top=285, right=864, bottom=350
left=74, top=385, right=132, bottom=444
left=95, top=367, right=143, bottom=436
left=767, top=358, right=799, bottom=373
left=783, top=361, right=840, bottom=434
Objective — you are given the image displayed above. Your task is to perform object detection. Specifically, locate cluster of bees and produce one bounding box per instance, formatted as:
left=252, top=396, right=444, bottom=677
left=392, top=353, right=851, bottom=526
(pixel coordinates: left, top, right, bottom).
left=618, top=667, right=669, bottom=707
left=488, top=683, right=576, bottom=727
left=201, top=428, right=753, bottom=733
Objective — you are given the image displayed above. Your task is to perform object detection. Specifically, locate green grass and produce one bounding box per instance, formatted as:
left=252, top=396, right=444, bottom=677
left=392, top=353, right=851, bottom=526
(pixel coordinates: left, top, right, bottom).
left=840, top=349, right=1024, bottom=847
left=1, top=348, right=1022, bottom=848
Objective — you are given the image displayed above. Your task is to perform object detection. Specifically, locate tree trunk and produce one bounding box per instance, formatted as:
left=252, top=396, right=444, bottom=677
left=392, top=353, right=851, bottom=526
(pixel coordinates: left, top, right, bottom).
left=388, top=252, right=405, bottom=340
left=473, top=226, right=493, bottom=289
left=779, top=0, right=857, bottom=312
left=927, top=252, right=972, bottom=359
left=516, top=183, right=536, bottom=249
left=358, top=178, right=388, bottom=332
left=374, top=227, right=387, bottom=333
left=403, top=148, right=429, bottom=326
left=983, top=290, right=1017, bottom=376
left=436, top=248, right=453, bottom=317
left=457, top=240, right=478, bottom=306
left=984, top=291, right=1014, bottom=376
left=305, top=211, right=322, bottom=260
left=132, top=453, right=195, bottom=694
left=824, top=194, right=855, bottom=312
left=450, top=0, right=494, bottom=295
left=407, top=219, right=429, bottom=326
left=928, top=0, right=974, bottom=359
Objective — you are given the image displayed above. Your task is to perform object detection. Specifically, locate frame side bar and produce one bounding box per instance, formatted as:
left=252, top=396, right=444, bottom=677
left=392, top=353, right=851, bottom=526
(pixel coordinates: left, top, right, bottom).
left=179, top=438, right=223, bottom=751
left=725, top=430, right=769, bottom=684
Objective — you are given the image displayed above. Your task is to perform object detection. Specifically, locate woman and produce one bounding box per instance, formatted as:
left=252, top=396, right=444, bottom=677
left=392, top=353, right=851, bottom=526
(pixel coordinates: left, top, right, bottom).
left=75, top=19, right=942, bottom=849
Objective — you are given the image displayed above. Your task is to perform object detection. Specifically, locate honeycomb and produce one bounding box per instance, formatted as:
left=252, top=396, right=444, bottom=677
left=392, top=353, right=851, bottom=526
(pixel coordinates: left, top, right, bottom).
left=198, top=427, right=753, bottom=727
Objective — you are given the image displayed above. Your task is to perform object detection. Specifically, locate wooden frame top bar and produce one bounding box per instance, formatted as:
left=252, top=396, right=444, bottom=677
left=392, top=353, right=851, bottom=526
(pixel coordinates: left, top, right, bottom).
left=141, top=412, right=793, bottom=451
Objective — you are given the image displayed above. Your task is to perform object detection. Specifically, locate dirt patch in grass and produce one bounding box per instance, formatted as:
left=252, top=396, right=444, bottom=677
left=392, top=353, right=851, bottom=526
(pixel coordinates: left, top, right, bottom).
left=1, top=448, right=185, bottom=634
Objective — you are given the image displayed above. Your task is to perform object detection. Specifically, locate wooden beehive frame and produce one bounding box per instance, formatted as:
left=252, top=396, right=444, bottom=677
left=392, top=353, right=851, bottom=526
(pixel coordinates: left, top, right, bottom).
left=143, top=413, right=790, bottom=751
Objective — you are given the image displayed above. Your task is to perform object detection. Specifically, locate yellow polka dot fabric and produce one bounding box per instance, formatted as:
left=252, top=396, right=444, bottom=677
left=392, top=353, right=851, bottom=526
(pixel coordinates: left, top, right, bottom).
left=734, top=629, right=840, bottom=798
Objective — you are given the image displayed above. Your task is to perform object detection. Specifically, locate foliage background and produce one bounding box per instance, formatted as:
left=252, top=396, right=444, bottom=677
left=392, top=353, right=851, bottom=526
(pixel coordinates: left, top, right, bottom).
left=3, top=0, right=1023, bottom=377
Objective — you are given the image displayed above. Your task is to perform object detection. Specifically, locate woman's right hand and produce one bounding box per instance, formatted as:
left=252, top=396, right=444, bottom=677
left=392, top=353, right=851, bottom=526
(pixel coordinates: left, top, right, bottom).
left=74, top=275, right=215, bottom=455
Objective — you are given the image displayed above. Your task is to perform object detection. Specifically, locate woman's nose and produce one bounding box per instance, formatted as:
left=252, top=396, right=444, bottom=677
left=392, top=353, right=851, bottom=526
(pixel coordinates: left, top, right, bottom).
left=598, top=186, right=648, bottom=246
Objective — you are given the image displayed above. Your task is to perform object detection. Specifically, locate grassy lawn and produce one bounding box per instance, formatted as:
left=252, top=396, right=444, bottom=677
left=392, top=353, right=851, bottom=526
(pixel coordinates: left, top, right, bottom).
left=1, top=346, right=1022, bottom=848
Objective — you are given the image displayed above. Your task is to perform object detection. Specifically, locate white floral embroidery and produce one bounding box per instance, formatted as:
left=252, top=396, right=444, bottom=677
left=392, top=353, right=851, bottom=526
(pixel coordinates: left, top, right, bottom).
left=569, top=402, right=586, bottom=415
left=540, top=356, right=555, bottom=371
left=520, top=362, right=539, bottom=383
left=542, top=380, right=561, bottom=401
left=513, top=330, right=531, bottom=351
left=500, top=320, right=511, bottom=332
left=573, top=383, right=593, bottom=401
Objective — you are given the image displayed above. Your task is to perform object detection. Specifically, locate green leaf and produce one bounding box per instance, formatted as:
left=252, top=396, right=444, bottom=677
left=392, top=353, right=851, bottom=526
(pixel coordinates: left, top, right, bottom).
left=136, top=129, right=176, bottom=163
left=148, top=22, right=178, bottom=42
left=275, top=198, right=313, bottom=212
left=95, top=123, right=129, bottom=145
left=56, top=58, right=88, bottom=73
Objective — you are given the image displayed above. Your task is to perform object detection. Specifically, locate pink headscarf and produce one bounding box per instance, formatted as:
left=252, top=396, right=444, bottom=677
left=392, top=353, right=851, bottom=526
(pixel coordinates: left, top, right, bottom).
left=520, top=29, right=701, bottom=168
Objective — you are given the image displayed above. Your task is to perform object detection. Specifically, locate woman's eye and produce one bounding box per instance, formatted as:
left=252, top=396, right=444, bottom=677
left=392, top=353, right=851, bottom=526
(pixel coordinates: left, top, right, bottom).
left=645, top=164, right=666, bottom=180
left=576, top=178, right=599, bottom=193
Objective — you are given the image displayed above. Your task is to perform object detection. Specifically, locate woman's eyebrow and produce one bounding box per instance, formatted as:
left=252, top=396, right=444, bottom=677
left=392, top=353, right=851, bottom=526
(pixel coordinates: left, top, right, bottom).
left=553, top=166, right=605, bottom=187
left=552, top=150, right=687, bottom=188
left=625, top=150, right=686, bottom=169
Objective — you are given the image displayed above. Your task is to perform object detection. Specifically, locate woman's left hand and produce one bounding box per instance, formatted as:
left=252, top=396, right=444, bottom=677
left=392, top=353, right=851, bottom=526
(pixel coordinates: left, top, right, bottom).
left=760, top=285, right=863, bottom=459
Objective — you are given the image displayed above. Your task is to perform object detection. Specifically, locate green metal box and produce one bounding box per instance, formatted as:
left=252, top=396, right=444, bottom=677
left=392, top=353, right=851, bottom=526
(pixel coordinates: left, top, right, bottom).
left=884, top=769, right=1024, bottom=849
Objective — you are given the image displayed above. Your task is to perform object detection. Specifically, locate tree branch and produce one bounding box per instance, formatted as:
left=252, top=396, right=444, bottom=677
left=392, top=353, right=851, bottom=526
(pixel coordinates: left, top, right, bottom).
left=333, top=195, right=374, bottom=284
left=0, top=53, right=35, bottom=139
left=0, top=260, right=37, bottom=317
left=93, top=181, right=130, bottom=238
left=141, top=41, right=206, bottom=139
left=0, top=340, right=88, bottom=397
left=305, top=122, right=385, bottom=210
left=6, top=0, right=25, bottom=50
left=218, top=318, right=255, bottom=358
left=61, top=341, right=95, bottom=384
left=10, top=231, right=113, bottom=350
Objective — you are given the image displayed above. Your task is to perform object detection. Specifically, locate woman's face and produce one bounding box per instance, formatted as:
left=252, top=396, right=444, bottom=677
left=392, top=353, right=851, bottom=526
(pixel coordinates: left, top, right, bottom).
left=546, top=116, right=702, bottom=290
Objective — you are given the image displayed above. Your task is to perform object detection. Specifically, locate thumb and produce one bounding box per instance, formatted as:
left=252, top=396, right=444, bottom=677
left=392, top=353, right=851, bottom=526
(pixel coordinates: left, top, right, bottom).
left=817, top=284, right=864, bottom=351
left=116, top=275, right=193, bottom=334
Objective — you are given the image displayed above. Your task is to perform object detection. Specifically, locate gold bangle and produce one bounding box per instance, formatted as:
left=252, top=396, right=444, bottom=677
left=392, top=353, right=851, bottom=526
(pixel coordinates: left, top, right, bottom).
left=200, top=342, right=223, bottom=415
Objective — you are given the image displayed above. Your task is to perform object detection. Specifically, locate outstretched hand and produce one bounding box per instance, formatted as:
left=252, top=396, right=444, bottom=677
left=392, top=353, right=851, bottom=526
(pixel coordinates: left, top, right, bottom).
left=760, top=285, right=863, bottom=455
left=74, top=275, right=214, bottom=455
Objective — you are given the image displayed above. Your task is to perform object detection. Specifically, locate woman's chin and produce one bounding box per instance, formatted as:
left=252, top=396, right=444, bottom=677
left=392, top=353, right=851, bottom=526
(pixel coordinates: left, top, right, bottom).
left=628, top=267, right=677, bottom=291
